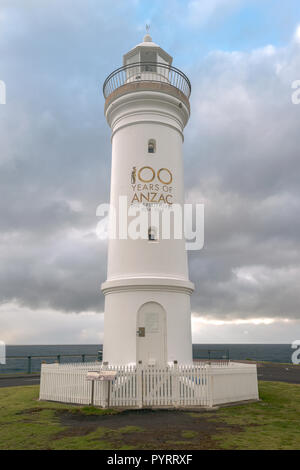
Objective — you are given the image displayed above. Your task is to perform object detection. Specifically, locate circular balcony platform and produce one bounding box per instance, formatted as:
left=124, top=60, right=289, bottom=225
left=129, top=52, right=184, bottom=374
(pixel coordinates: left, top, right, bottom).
left=103, top=62, right=191, bottom=111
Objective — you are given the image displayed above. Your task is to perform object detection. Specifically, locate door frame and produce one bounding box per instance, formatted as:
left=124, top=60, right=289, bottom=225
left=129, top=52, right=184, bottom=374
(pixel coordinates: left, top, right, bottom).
left=136, top=301, right=167, bottom=365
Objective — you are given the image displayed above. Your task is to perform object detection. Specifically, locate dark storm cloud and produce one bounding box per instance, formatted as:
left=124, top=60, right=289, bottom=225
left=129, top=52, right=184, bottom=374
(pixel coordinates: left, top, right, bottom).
left=0, top=0, right=136, bottom=312
left=0, top=0, right=300, bottom=326
left=185, top=43, right=300, bottom=319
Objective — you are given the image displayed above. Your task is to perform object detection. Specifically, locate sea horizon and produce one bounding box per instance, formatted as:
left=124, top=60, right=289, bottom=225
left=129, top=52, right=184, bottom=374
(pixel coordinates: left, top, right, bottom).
left=0, top=344, right=295, bottom=374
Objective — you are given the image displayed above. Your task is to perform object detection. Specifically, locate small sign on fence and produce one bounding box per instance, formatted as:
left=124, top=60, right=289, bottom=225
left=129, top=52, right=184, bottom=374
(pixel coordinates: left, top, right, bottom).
left=86, top=370, right=117, bottom=407
left=86, top=371, right=117, bottom=381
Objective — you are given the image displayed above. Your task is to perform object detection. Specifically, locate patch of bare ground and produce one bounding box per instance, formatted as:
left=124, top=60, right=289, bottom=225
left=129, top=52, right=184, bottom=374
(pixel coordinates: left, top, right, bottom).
left=55, top=408, right=243, bottom=450
left=16, top=407, right=45, bottom=415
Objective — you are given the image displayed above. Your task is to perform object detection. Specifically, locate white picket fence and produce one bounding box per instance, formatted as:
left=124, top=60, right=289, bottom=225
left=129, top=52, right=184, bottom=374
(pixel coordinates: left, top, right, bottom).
left=39, top=361, right=258, bottom=408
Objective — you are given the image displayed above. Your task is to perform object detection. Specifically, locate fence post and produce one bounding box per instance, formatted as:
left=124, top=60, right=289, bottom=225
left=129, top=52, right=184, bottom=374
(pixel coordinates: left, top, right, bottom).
left=27, top=356, right=32, bottom=374
left=101, top=362, right=108, bottom=408
left=172, top=361, right=179, bottom=407
left=107, top=380, right=111, bottom=408
left=207, top=367, right=214, bottom=408
left=90, top=380, right=95, bottom=406
left=137, top=361, right=143, bottom=408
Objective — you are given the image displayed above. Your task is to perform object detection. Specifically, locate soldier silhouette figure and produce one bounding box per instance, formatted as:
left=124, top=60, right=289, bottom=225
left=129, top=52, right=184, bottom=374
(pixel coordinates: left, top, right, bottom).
left=131, top=166, right=137, bottom=184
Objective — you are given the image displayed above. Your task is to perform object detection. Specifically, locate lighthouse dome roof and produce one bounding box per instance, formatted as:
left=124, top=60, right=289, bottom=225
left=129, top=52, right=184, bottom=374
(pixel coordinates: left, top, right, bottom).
left=123, top=34, right=173, bottom=66
left=135, top=34, right=159, bottom=47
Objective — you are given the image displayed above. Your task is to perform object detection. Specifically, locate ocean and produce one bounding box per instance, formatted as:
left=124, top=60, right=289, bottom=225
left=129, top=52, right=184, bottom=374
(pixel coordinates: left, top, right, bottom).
left=0, top=344, right=294, bottom=374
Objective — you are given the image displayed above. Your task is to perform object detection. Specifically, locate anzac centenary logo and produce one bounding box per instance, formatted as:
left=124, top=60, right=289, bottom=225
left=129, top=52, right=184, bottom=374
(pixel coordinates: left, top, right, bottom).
left=130, top=166, right=173, bottom=205
left=95, top=165, right=204, bottom=251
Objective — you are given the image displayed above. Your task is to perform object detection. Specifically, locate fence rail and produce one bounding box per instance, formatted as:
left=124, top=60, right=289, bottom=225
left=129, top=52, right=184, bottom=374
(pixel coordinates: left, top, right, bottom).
left=40, top=362, right=259, bottom=408
left=103, top=62, right=191, bottom=100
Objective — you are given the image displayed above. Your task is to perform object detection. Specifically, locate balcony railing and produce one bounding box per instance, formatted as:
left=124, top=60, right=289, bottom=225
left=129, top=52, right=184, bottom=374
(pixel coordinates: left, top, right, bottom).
left=103, top=62, right=191, bottom=100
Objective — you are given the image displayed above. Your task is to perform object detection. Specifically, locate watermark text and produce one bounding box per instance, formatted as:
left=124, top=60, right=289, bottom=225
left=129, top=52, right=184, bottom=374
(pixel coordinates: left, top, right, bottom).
left=0, top=80, right=6, bottom=104
left=291, top=80, right=300, bottom=104
left=291, top=340, right=300, bottom=365
left=0, top=341, right=6, bottom=365
left=96, top=197, right=204, bottom=251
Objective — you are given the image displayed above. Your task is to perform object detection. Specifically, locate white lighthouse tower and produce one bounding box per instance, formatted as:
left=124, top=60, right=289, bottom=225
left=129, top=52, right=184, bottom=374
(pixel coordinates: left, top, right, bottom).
left=39, top=32, right=259, bottom=409
left=101, top=32, right=194, bottom=366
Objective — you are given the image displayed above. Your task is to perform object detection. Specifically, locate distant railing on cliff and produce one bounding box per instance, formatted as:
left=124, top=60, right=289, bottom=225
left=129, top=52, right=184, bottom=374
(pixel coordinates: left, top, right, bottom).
left=0, top=348, right=229, bottom=374
left=0, top=351, right=103, bottom=375
left=103, top=62, right=191, bottom=100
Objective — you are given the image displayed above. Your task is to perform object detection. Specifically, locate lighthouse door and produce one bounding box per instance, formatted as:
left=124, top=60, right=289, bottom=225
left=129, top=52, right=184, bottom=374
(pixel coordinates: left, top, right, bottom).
left=136, top=302, right=167, bottom=365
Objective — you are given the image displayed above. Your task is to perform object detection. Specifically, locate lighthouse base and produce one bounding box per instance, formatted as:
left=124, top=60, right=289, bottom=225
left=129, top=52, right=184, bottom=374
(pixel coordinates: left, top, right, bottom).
left=101, top=278, right=194, bottom=366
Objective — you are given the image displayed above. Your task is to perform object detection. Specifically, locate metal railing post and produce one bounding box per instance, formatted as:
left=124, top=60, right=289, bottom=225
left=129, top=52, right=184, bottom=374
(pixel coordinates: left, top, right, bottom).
left=27, top=356, right=32, bottom=374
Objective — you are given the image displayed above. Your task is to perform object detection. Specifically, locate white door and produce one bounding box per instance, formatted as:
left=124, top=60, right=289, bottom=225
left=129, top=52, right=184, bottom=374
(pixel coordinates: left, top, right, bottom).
left=136, top=302, right=167, bottom=365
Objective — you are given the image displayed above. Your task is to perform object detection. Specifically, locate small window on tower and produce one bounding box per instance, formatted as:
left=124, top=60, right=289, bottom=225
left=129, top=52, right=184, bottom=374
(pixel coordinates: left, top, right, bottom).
left=148, top=227, right=157, bottom=242
left=148, top=139, right=156, bottom=154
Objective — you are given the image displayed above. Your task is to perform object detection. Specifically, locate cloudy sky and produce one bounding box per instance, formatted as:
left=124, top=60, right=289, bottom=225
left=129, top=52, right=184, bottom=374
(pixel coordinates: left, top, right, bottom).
left=0, top=0, right=300, bottom=344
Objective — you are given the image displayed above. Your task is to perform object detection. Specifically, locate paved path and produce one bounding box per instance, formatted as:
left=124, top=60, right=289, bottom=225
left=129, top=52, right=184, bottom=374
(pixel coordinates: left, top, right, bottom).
left=0, top=362, right=299, bottom=388
left=256, top=362, right=300, bottom=384
left=0, top=375, right=40, bottom=388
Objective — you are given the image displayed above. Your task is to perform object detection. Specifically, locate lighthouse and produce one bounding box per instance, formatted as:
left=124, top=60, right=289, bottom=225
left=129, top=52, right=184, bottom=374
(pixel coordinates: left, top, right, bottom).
left=39, top=32, right=259, bottom=410
left=101, top=32, right=194, bottom=366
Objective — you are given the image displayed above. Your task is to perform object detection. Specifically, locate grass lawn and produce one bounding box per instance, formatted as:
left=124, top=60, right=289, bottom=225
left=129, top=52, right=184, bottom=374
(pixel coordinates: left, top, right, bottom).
left=0, top=381, right=299, bottom=450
